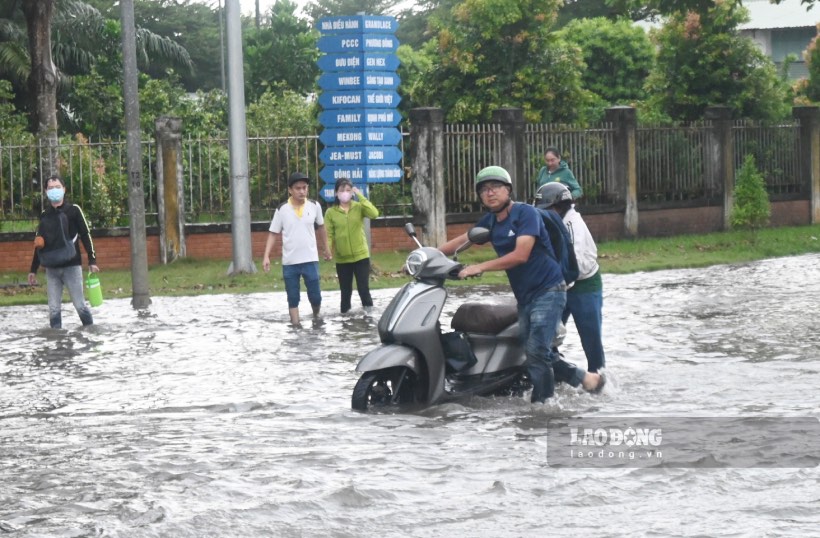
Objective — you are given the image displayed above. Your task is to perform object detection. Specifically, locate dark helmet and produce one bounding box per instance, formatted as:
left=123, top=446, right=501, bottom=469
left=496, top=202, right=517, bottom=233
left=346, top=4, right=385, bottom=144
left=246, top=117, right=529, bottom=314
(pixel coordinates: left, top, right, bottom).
left=534, top=182, right=572, bottom=209
left=288, top=171, right=310, bottom=187
left=474, top=165, right=512, bottom=195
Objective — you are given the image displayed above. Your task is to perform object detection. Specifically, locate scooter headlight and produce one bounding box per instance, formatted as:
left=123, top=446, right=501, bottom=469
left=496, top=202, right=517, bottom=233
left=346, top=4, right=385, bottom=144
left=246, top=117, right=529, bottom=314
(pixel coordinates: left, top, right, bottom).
left=405, top=250, right=427, bottom=277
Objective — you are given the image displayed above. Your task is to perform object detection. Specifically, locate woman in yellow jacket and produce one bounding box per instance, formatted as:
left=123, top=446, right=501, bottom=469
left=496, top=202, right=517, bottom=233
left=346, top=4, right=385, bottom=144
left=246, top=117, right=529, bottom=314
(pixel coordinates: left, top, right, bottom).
left=324, top=178, right=380, bottom=313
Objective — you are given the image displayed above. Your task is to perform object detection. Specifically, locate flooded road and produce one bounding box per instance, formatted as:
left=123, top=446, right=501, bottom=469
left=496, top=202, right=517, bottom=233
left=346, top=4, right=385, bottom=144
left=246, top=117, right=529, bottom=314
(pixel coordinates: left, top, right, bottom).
left=2, top=254, right=819, bottom=536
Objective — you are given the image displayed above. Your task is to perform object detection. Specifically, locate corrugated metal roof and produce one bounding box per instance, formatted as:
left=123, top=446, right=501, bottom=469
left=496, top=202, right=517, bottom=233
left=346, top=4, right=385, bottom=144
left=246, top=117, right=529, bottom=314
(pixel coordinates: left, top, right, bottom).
left=739, top=0, right=819, bottom=30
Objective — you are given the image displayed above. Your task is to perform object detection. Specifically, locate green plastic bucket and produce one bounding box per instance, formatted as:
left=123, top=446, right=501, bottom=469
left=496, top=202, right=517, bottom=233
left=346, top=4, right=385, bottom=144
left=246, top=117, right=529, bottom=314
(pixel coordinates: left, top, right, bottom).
left=86, top=272, right=103, bottom=307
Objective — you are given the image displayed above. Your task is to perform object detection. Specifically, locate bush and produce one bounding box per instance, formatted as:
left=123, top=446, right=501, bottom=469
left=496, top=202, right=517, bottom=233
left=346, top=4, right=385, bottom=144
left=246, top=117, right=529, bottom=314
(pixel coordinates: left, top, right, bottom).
left=730, top=154, right=770, bottom=230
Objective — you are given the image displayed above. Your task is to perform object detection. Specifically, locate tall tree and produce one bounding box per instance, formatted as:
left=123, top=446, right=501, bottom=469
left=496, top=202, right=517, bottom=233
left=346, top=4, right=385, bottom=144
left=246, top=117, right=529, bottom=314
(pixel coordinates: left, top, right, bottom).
left=646, top=0, right=790, bottom=121
left=22, top=0, right=58, bottom=176
left=558, top=17, right=654, bottom=106
left=394, top=0, right=458, bottom=49
left=415, top=0, right=589, bottom=123
left=244, top=0, right=319, bottom=101
left=119, top=0, right=223, bottom=92
left=3, top=0, right=192, bottom=144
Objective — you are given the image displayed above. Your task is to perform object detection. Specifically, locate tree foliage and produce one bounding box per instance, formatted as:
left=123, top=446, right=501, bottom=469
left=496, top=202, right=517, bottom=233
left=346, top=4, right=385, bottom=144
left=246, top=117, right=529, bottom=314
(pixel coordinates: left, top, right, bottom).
left=415, top=0, right=589, bottom=123
left=244, top=0, right=319, bottom=102
left=612, top=0, right=818, bottom=19
left=558, top=17, right=653, bottom=106
left=645, top=0, right=790, bottom=121
left=0, top=0, right=192, bottom=145
left=305, top=0, right=403, bottom=22
left=557, top=0, right=652, bottom=26
left=126, top=0, right=222, bottom=92
left=802, top=23, right=820, bottom=102
left=394, top=0, right=460, bottom=50
left=246, top=86, right=319, bottom=135
left=0, top=79, right=28, bottom=136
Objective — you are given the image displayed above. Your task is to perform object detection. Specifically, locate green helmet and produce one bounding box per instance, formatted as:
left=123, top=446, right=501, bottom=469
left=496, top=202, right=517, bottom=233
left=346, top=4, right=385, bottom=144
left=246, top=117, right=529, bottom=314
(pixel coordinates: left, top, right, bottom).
left=474, top=166, right=512, bottom=195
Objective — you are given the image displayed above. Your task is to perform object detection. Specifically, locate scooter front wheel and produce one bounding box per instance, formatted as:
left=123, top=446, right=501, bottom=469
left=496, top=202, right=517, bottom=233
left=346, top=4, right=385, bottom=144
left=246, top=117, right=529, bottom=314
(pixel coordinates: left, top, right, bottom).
left=352, top=367, right=418, bottom=412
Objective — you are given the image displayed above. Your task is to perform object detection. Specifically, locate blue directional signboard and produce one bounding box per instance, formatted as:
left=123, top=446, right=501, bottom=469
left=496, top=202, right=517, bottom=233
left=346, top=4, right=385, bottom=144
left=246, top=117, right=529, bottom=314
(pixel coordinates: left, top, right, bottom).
left=319, top=109, right=402, bottom=128
left=317, top=14, right=403, bottom=202
left=318, top=90, right=401, bottom=110
left=320, top=146, right=402, bottom=165
left=318, top=71, right=401, bottom=91
left=316, top=53, right=401, bottom=73
left=317, top=34, right=399, bottom=54
left=319, top=165, right=403, bottom=184
left=318, top=14, right=398, bottom=34
left=319, top=127, right=402, bottom=147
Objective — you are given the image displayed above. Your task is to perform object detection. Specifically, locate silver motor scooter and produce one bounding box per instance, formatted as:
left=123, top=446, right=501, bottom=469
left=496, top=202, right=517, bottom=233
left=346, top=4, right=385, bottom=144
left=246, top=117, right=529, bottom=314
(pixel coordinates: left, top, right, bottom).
left=351, top=223, right=563, bottom=411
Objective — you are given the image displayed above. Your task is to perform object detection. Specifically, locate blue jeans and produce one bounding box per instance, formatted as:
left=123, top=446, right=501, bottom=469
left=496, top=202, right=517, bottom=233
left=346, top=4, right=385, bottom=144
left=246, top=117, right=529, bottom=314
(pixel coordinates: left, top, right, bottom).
left=562, top=289, right=606, bottom=372
left=46, top=265, right=93, bottom=329
left=518, top=290, right=566, bottom=403
left=282, top=262, right=322, bottom=309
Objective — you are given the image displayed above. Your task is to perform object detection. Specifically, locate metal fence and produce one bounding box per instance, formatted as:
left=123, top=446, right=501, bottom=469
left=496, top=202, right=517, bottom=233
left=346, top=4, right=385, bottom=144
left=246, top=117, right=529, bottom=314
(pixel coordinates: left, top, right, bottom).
left=732, top=120, right=802, bottom=195
left=0, top=136, right=155, bottom=231
left=443, top=123, right=504, bottom=213
left=637, top=122, right=716, bottom=202
left=526, top=123, right=616, bottom=205
left=0, top=119, right=806, bottom=231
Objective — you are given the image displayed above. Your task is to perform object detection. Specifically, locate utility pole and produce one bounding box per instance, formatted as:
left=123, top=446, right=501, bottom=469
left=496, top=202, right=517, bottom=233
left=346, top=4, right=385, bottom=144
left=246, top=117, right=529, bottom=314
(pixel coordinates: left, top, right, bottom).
left=225, top=0, right=256, bottom=274
left=120, top=0, right=151, bottom=308
left=218, top=0, right=226, bottom=92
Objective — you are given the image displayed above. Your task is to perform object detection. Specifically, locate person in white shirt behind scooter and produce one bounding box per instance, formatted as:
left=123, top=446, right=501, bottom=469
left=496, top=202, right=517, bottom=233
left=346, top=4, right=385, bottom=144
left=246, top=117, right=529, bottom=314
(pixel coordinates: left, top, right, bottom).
left=535, top=182, right=606, bottom=373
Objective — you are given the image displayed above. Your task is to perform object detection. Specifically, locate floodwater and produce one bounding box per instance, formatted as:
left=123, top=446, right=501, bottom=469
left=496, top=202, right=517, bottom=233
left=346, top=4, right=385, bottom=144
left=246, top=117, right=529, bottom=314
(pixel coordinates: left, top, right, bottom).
left=2, top=254, right=819, bottom=537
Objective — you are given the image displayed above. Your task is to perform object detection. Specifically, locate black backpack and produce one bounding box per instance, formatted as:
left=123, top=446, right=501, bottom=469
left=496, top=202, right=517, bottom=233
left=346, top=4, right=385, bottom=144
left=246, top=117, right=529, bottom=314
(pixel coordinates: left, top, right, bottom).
left=535, top=208, right=580, bottom=286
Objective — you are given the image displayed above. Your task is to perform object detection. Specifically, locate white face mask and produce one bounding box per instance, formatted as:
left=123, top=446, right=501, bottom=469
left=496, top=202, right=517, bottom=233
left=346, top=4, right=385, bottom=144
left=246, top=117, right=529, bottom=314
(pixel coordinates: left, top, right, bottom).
left=47, top=187, right=65, bottom=203
left=337, top=191, right=353, bottom=203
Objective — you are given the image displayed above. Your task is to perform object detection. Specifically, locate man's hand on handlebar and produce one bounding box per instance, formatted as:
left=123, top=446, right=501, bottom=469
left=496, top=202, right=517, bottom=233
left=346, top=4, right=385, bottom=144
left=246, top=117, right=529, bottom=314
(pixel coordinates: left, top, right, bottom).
left=458, top=265, right=483, bottom=279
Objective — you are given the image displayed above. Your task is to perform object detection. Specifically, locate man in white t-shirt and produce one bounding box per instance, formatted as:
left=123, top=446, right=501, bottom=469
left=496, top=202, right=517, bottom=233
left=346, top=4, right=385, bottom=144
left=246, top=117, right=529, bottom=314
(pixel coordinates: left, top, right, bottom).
left=263, top=172, right=332, bottom=327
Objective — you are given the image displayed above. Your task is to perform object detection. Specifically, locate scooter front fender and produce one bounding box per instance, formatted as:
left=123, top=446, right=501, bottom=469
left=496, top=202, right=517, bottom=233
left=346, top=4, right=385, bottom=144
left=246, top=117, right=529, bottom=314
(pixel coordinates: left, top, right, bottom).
left=355, top=344, right=420, bottom=374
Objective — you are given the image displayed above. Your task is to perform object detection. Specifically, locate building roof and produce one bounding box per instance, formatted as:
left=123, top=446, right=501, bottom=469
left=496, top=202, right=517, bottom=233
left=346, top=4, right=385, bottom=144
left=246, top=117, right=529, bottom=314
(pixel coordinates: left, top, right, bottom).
left=739, top=0, right=819, bottom=30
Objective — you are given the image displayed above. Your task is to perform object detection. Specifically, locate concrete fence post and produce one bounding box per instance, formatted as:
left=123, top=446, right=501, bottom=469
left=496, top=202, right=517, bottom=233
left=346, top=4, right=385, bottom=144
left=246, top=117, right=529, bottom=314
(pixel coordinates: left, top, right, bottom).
left=704, top=106, right=734, bottom=230
left=793, top=106, right=820, bottom=224
left=409, top=107, right=447, bottom=246
left=155, top=117, right=186, bottom=263
left=604, top=106, right=638, bottom=237
left=492, top=108, right=527, bottom=200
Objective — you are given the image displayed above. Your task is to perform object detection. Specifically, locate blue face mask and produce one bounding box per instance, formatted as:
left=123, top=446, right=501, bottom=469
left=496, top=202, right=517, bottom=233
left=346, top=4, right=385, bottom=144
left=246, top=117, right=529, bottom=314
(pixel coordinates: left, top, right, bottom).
left=46, top=187, right=64, bottom=203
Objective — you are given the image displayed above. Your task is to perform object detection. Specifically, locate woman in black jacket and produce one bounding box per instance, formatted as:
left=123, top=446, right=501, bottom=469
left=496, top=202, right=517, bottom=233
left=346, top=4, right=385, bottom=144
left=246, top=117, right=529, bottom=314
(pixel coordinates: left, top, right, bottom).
left=28, top=175, right=100, bottom=329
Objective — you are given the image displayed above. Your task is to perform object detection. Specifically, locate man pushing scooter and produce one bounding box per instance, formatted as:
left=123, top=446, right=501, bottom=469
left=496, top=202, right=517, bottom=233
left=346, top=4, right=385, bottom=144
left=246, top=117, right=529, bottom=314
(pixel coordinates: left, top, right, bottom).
left=438, top=166, right=605, bottom=402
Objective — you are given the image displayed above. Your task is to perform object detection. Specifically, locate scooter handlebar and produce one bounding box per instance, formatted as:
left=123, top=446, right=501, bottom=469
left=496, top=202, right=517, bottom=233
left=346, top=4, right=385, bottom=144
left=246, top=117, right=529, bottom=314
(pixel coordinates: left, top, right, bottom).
left=447, top=264, right=465, bottom=279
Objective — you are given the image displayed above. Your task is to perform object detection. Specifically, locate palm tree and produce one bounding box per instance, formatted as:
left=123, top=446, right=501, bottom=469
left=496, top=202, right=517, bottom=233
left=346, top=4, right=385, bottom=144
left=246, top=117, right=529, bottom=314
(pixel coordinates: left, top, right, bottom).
left=1, top=0, right=192, bottom=176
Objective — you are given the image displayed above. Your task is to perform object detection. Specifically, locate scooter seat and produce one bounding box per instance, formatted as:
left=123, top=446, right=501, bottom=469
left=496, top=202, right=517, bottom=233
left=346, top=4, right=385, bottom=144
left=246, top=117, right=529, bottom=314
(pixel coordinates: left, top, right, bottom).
left=451, top=301, right=518, bottom=334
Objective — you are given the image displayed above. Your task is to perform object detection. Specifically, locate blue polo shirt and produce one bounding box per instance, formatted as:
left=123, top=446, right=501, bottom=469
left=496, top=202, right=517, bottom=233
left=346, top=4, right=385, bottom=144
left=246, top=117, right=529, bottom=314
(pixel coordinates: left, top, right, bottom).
left=477, top=203, right=564, bottom=306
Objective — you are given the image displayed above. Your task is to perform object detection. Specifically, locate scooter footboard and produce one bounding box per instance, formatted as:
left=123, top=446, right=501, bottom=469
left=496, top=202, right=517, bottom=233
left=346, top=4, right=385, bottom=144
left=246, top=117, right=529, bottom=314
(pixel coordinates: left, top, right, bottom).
left=355, top=344, right=420, bottom=373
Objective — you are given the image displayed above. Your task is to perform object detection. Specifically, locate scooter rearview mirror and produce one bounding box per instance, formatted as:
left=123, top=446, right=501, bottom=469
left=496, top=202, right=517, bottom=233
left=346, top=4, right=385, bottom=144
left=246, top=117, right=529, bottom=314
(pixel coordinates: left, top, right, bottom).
left=405, top=222, right=423, bottom=249
left=467, top=226, right=491, bottom=245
